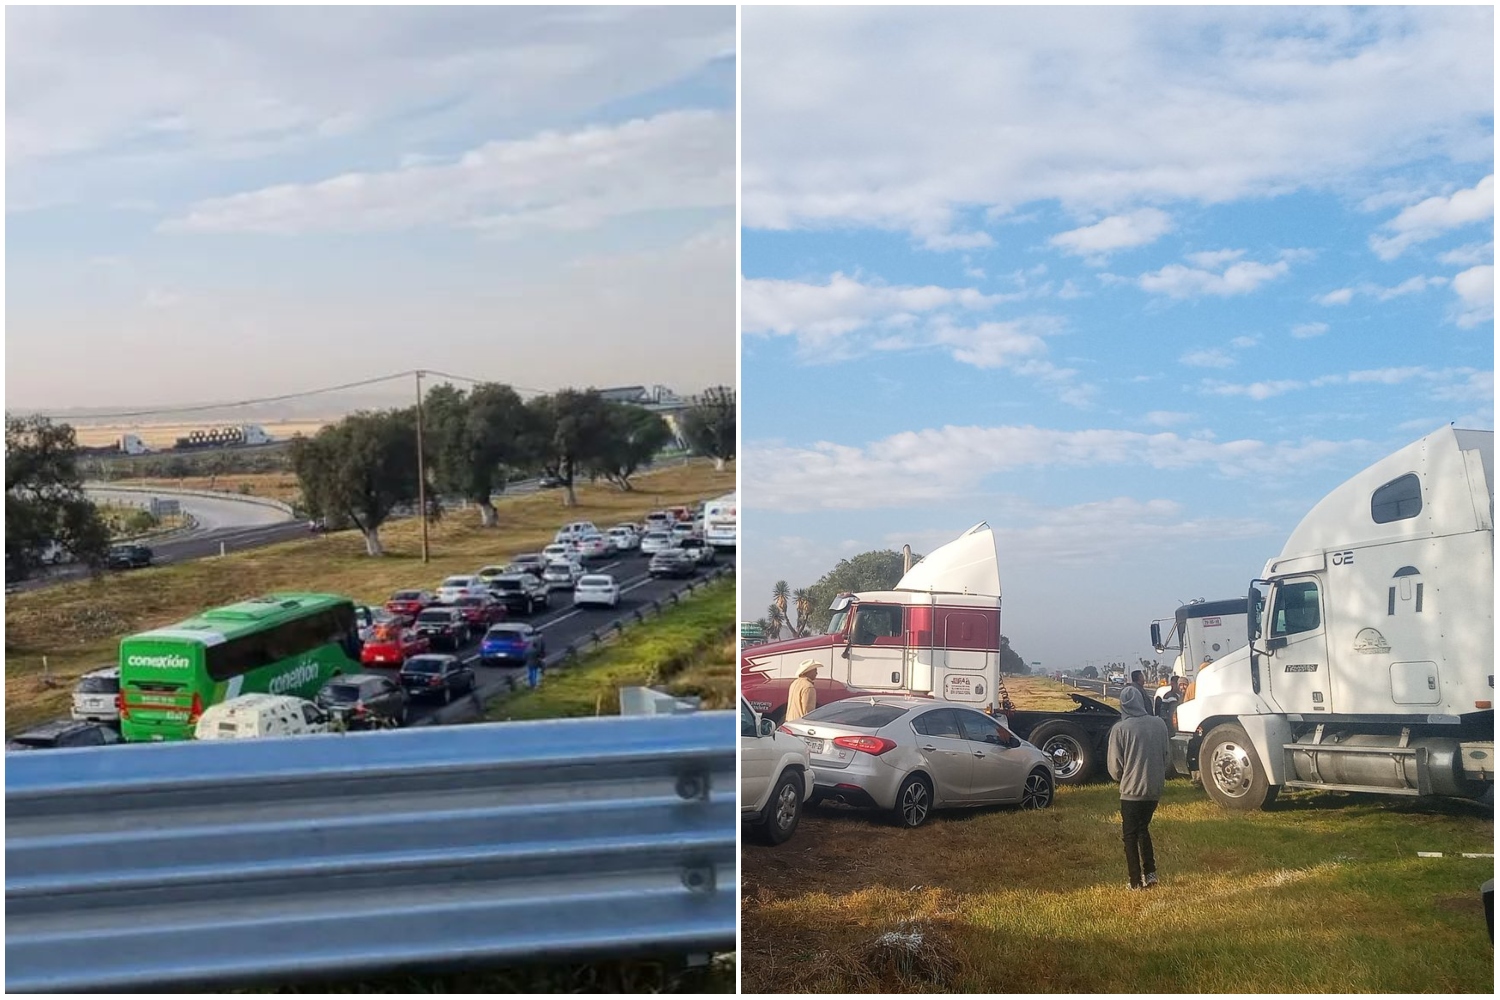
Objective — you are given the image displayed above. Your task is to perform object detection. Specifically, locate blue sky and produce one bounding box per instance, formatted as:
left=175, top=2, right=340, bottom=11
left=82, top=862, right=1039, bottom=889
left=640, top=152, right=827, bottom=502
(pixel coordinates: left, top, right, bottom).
left=741, top=6, right=1494, bottom=670
left=6, top=6, right=736, bottom=410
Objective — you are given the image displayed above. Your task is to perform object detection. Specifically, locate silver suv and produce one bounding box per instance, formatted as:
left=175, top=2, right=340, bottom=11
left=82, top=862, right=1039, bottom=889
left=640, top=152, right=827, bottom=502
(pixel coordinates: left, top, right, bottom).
left=740, top=696, right=813, bottom=845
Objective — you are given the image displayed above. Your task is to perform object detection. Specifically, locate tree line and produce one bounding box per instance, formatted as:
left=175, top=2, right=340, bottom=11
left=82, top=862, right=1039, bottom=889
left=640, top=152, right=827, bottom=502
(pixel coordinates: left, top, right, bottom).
left=292, top=383, right=736, bottom=556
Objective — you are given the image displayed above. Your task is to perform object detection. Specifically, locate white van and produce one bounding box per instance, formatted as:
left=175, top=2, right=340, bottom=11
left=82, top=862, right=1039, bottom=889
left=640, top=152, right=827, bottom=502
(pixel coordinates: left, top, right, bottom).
left=194, top=694, right=332, bottom=740
left=71, top=665, right=121, bottom=722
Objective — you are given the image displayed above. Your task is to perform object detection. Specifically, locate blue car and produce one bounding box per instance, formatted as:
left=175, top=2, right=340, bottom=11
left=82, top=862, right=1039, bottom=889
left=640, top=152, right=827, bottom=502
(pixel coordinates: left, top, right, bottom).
left=479, top=624, right=544, bottom=666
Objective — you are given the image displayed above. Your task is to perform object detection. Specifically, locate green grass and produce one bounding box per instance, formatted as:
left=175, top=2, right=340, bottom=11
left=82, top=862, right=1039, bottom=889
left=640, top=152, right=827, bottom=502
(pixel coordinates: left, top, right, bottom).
left=486, top=578, right=735, bottom=721
left=742, top=780, right=1493, bottom=993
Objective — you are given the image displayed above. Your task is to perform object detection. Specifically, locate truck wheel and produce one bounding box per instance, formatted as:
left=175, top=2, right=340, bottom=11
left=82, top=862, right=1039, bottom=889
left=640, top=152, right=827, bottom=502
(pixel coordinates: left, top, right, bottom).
left=752, top=769, right=804, bottom=845
left=1201, top=723, right=1279, bottom=811
left=1028, top=721, right=1095, bottom=785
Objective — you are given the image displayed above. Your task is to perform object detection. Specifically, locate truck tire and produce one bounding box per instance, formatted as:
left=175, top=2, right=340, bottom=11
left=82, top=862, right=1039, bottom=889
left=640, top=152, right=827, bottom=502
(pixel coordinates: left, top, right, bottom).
left=1201, top=722, right=1279, bottom=811
left=751, top=769, right=804, bottom=845
left=1027, top=721, right=1096, bottom=785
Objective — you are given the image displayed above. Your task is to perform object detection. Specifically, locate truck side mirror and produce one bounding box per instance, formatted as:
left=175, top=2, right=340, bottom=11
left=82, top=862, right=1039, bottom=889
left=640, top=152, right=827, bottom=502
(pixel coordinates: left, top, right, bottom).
left=1149, top=623, right=1162, bottom=649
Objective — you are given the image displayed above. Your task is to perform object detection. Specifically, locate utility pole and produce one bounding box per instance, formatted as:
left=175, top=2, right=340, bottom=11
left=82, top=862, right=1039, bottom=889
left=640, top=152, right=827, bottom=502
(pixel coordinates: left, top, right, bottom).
left=415, top=369, right=429, bottom=564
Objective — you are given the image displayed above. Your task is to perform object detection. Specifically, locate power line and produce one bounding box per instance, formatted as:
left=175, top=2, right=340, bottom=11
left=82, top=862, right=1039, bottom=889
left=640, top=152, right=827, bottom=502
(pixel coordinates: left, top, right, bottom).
left=420, top=369, right=548, bottom=397
left=32, top=371, right=419, bottom=421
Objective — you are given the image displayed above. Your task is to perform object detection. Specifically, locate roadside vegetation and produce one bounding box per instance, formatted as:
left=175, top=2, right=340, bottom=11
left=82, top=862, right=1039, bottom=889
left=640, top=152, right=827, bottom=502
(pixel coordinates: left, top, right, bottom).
left=3, top=462, right=733, bottom=733
left=743, top=760, right=1492, bottom=993
left=257, top=951, right=735, bottom=994
left=486, top=577, right=735, bottom=721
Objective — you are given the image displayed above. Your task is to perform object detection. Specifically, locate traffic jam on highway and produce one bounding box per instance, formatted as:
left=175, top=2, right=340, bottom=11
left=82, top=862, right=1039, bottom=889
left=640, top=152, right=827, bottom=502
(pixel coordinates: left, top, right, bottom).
left=10, top=496, right=738, bottom=751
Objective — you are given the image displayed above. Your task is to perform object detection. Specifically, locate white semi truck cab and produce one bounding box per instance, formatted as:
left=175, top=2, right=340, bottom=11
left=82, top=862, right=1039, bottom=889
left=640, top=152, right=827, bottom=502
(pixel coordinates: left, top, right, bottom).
left=1174, top=426, right=1494, bottom=810
left=1150, top=598, right=1249, bottom=683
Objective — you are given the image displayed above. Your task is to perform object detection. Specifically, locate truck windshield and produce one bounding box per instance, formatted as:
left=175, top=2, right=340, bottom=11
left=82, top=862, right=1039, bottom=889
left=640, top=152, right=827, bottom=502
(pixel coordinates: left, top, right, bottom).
left=826, top=610, right=849, bottom=634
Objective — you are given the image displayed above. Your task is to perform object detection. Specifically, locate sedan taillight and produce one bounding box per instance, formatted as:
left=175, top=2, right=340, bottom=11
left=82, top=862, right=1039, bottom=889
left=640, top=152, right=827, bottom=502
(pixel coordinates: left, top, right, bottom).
left=833, top=735, right=898, bottom=756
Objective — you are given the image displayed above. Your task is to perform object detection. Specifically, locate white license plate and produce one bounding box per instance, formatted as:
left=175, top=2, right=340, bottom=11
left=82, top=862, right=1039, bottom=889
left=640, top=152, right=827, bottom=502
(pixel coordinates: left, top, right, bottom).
left=802, top=737, right=825, bottom=754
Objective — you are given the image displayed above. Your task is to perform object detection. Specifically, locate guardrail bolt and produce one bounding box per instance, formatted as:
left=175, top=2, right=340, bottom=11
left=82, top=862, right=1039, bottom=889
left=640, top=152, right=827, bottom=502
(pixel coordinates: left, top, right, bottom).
left=675, top=770, right=710, bottom=801
left=681, top=864, right=716, bottom=895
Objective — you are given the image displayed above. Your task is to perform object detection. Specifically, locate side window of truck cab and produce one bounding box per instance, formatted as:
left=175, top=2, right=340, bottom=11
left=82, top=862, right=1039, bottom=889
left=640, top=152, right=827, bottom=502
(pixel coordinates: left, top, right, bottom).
left=1270, top=580, right=1321, bottom=638
left=852, top=604, right=903, bottom=644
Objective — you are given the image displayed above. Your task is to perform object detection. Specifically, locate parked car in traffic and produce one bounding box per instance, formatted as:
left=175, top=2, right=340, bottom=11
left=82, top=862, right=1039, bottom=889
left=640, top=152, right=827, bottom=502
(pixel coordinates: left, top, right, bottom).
left=478, top=623, right=545, bottom=666
left=412, top=607, right=472, bottom=651
left=639, top=531, right=673, bottom=555
left=315, top=673, right=410, bottom=729
left=607, top=526, right=638, bottom=551
left=7, top=719, right=123, bottom=751
left=476, top=564, right=510, bottom=585
left=195, top=694, right=331, bottom=740
left=644, top=512, right=674, bottom=535
left=542, top=559, right=584, bottom=591
left=360, top=623, right=430, bottom=667
left=106, top=544, right=153, bottom=570
left=487, top=573, right=550, bottom=615
left=70, top=665, right=121, bottom=723
left=573, top=574, right=621, bottom=608
left=676, top=536, right=716, bottom=565
left=669, top=521, right=696, bottom=543
left=649, top=548, right=698, bottom=579
left=741, top=696, right=813, bottom=845
left=398, top=654, right=476, bottom=704
left=541, top=542, right=576, bottom=564
left=509, top=553, right=548, bottom=579
left=355, top=605, right=406, bottom=643
left=385, top=590, right=435, bottom=618
left=436, top=575, right=486, bottom=603
left=453, top=594, right=506, bottom=630
left=574, top=533, right=610, bottom=560
left=555, top=521, right=600, bottom=543
left=780, top=697, right=1055, bottom=828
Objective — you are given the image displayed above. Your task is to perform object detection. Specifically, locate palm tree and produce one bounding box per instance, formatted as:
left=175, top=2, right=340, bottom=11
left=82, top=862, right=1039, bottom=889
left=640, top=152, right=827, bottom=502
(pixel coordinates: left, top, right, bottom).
left=792, top=589, right=812, bottom=637
left=772, top=580, right=790, bottom=625
left=766, top=602, right=785, bottom=640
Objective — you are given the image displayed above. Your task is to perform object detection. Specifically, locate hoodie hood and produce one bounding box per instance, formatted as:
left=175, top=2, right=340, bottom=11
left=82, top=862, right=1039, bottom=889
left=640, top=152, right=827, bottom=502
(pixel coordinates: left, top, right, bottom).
left=1119, top=685, right=1149, bottom=718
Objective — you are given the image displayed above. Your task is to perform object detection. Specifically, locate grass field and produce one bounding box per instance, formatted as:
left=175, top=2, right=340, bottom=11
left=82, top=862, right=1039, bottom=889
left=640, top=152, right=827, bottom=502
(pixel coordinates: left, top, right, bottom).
left=72, top=420, right=330, bottom=450
left=122, top=472, right=306, bottom=505
left=486, top=578, right=735, bottom=722
left=743, top=775, right=1493, bottom=993
left=3, top=461, right=734, bottom=733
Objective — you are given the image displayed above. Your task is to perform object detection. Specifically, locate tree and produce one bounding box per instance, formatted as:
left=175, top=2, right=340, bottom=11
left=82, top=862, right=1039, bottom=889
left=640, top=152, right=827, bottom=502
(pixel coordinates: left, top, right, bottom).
left=679, top=385, right=735, bottom=470
left=766, top=602, right=786, bottom=640
left=5, top=414, right=112, bottom=576
left=588, top=403, right=672, bottom=491
left=801, top=549, right=919, bottom=633
left=999, top=636, right=1029, bottom=675
left=789, top=588, right=812, bottom=637
left=1081, top=665, right=1099, bottom=679
left=528, top=390, right=612, bottom=507
left=425, top=382, right=532, bottom=527
left=290, top=410, right=419, bottom=556
left=772, top=580, right=790, bottom=632
left=1138, top=657, right=1164, bottom=685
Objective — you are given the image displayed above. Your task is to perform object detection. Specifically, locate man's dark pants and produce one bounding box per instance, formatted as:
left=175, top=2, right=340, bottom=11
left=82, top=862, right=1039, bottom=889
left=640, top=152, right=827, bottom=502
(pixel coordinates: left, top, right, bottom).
left=1121, top=798, right=1159, bottom=887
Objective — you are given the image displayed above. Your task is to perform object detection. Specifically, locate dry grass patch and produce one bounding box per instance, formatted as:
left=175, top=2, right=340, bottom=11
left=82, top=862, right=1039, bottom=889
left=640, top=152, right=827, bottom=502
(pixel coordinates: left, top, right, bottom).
left=742, top=782, right=1492, bottom=993
left=72, top=421, right=331, bottom=449
left=5, top=462, right=733, bottom=733
left=123, top=472, right=305, bottom=505
left=1002, top=674, right=1117, bottom=711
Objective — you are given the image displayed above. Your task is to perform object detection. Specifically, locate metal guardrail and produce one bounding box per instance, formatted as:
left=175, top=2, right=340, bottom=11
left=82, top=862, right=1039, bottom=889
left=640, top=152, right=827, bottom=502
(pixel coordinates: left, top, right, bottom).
left=84, top=482, right=298, bottom=516
left=6, top=713, right=735, bottom=992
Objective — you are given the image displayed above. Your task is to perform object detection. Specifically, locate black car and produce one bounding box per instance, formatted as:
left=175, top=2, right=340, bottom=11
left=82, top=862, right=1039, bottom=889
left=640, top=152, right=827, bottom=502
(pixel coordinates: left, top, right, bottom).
left=106, top=544, right=153, bottom=570
left=538, top=474, right=565, bottom=489
left=397, top=654, right=476, bottom=704
left=487, top=574, right=550, bottom=615
left=413, top=607, right=472, bottom=651
left=649, top=548, right=697, bottom=579
left=508, top=554, right=548, bottom=579
left=6, top=720, right=123, bottom=752
left=677, top=536, right=716, bottom=565
left=316, top=673, right=410, bottom=729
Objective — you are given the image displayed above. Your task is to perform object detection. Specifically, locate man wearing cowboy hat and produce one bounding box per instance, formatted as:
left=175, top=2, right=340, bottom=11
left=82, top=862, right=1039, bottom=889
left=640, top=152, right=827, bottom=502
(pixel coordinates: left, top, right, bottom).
left=787, top=659, right=820, bottom=721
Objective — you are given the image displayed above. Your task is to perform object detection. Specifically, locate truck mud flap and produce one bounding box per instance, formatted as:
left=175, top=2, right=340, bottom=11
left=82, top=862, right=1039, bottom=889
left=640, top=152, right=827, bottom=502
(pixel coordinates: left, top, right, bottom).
left=1170, top=733, right=1196, bottom=777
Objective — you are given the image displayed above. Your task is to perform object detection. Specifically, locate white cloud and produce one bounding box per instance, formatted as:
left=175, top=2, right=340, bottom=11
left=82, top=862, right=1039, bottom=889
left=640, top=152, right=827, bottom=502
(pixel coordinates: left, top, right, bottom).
left=1204, top=379, right=1304, bottom=400
left=743, top=7, right=1494, bottom=243
left=1314, top=276, right=1446, bottom=306
left=159, top=111, right=732, bottom=236
left=745, top=424, right=1361, bottom=512
left=1439, top=242, right=1494, bottom=267
left=1139, top=253, right=1290, bottom=299
left=1451, top=264, right=1494, bottom=328
left=1229, top=335, right=1261, bottom=349
left=1144, top=410, right=1193, bottom=427
left=928, top=318, right=1053, bottom=369
left=741, top=273, right=1003, bottom=342
left=1181, top=349, right=1236, bottom=369
left=1317, top=288, right=1354, bottom=306
left=1292, top=322, right=1329, bottom=339
left=1370, top=174, right=1494, bottom=260
left=1050, top=208, right=1174, bottom=263
left=1205, top=366, right=1490, bottom=401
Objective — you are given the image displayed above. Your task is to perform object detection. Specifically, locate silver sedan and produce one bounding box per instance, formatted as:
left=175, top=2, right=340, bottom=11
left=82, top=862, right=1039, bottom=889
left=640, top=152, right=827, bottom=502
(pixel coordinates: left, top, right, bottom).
left=781, top=697, right=1055, bottom=827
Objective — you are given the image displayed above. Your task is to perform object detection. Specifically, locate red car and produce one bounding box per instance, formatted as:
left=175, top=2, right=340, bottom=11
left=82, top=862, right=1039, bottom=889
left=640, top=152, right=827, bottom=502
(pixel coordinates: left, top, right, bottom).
left=454, top=594, right=506, bottom=629
left=385, top=590, right=435, bottom=618
left=360, top=624, right=430, bottom=667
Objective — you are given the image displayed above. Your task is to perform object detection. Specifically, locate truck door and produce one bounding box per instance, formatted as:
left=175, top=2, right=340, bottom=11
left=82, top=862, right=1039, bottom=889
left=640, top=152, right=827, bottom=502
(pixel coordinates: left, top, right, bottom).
left=844, top=603, right=907, bottom=690
left=1264, top=578, right=1331, bottom=715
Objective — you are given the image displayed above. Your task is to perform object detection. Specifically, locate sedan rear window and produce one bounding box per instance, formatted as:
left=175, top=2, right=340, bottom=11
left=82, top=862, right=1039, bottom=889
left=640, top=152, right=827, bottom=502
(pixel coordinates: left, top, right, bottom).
left=324, top=684, right=364, bottom=701
left=392, top=591, right=422, bottom=600
left=579, top=576, right=612, bottom=587
left=801, top=702, right=908, bottom=728
left=487, top=626, right=527, bottom=639
left=75, top=675, right=120, bottom=694
left=403, top=659, right=444, bottom=673
left=417, top=610, right=452, bottom=624
left=491, top=579, right=522, bottom=591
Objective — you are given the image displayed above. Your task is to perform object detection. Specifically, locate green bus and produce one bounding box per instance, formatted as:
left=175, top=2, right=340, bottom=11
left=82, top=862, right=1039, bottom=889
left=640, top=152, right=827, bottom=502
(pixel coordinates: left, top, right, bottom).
left=117, top=593, right=361, bottom=742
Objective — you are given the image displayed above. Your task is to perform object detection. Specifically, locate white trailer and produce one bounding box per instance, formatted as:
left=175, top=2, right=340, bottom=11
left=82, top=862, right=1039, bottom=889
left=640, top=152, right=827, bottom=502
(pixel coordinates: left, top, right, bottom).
left=1174, top=426, right=1494, bottom=810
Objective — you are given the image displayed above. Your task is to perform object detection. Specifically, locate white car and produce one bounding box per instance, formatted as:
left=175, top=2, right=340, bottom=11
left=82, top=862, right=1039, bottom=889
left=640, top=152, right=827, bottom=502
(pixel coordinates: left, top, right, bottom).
left=639, top=531, right=673, bottom=555
left=669, top=521, right=696, bottom=543
left=436, top=575, right=485, bottom=603
left=541, top=542, right=576, bottom=563
left=554, top=521, right=599, bottom=543
left=574, top=533, right=609, bottom=559
left=70, top=666, right=120, bottom=723
left=644, top=512, right=674, bottom=535
left=542, top=559, right=584, bottom=591
left=741, top=696, right=813, bottom=845
left=574, top=574, right=621, bottom=608
left=607, top=526, right=637, bottom=551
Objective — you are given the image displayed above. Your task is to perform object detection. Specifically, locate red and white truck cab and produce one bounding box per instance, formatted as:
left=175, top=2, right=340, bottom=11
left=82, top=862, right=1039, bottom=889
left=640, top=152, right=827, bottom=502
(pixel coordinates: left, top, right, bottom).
left=741, top=523, right=1003, bottom=722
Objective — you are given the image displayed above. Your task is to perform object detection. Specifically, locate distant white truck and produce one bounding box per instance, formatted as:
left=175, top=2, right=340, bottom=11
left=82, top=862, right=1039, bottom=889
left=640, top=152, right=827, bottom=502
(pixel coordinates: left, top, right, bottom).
left=1150, top=599, right=1250, bottom=685
left=1174, top=426, right=1494, bottom=810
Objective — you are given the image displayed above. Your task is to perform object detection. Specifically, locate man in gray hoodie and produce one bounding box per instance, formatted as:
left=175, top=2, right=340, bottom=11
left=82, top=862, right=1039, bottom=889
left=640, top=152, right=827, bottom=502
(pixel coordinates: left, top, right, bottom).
left=1107, top=684, right=1172, bottom=890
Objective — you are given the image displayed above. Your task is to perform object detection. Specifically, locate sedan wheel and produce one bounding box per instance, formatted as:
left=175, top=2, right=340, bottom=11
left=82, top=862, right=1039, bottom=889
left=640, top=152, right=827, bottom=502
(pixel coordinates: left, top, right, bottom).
left=1020, top=769, right=1054, bottom=809
left=894, top=774, right=933, bottom=828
